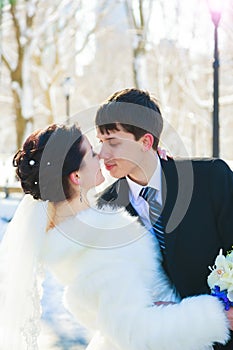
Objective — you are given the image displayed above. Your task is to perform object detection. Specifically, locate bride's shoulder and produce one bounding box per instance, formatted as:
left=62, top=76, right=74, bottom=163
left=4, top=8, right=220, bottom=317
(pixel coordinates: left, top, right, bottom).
left=72, top=206, right=149, bottom=249
left=77, top=205, right=140, bottom=228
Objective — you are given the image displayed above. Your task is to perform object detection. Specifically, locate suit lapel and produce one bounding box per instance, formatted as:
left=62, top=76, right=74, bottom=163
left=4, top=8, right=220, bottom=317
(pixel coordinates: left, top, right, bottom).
left=107, top=178, right=138, bottom=217
left=160, top=158, right=179, bottom=269
left=118, top=178, right=139, bottom=217
left=161, top=158, right=179, bottom=230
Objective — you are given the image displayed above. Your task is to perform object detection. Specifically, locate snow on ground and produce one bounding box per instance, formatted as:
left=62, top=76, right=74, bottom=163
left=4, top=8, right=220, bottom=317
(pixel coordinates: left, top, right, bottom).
left=0, top=196, right=90, bottom=350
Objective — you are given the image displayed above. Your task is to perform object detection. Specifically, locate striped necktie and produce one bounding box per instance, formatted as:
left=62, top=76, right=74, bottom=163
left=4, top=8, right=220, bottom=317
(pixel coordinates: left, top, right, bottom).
left=139, top=187, right=165, bottom=251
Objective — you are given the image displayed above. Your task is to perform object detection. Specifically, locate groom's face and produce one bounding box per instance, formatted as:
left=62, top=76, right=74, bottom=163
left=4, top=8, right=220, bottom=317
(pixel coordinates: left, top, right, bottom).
left=97, top=126, right=145, bottom=179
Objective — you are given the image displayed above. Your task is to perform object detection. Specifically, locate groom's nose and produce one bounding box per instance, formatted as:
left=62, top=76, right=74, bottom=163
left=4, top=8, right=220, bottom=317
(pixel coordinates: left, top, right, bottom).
left=98, top=143, right=110, bottom=160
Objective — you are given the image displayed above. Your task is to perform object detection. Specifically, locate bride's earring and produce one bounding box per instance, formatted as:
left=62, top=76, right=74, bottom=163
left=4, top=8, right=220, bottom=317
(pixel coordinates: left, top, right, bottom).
left=79, top=186, right=83, bottom=203
left=69, top=173, right=82, bottom=201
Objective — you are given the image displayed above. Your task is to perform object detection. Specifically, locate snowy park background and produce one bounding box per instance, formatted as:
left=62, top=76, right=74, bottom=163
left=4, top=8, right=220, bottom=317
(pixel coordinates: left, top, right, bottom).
left=0, top=0, right=233, bottom=159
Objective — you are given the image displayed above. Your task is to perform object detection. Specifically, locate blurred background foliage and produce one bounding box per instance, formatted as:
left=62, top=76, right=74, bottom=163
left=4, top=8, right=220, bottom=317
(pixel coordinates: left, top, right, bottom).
left=0, top=0, right=232, bottom=158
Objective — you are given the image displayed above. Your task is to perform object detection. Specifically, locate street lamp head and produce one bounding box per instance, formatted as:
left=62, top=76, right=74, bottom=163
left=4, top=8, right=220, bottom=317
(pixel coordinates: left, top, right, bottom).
left=62, top=76, right=74, bottom=97
left=208, top=0, right=223, bottom=26
left=61, top=76, right=75, bottom=124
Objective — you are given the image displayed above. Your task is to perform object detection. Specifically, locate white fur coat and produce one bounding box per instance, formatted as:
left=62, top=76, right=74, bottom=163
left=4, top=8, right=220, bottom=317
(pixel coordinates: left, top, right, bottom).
left=41, top=205, right=230, bottom=350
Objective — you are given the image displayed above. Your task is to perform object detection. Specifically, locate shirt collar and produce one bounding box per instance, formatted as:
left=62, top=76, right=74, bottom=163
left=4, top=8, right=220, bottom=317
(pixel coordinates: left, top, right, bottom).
left=126, top=154, right=162, bottom=201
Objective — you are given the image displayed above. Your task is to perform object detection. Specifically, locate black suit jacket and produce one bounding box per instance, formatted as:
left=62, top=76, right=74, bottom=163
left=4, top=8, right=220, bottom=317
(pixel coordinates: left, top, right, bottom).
left=98, top=157, right=233, bottom=349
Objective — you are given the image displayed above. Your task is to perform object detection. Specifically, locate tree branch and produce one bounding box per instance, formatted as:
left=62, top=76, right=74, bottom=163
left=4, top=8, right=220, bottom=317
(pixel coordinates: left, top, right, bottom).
left=125, top=0, right=138, bottom=30
left=1, top=52, right=12, bottom=72
left=9, top=3, right=21, bottom=52
left=75, top=0, right=109, bottom=55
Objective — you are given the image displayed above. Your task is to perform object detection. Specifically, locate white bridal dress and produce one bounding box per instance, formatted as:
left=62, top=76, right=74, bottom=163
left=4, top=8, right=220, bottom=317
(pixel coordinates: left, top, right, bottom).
left=0, top=195, right=230, bottom=350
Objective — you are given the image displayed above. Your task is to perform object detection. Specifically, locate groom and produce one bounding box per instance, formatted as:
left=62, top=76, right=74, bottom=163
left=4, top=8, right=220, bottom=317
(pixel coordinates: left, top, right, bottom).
left=95, top=88, right=233, bottom=349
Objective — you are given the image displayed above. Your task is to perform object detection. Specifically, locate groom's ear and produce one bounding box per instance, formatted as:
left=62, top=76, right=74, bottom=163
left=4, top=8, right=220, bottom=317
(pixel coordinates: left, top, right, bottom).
left=141, top=133, right=154, bottom=151
left=69, top=172, right=80, bottom=185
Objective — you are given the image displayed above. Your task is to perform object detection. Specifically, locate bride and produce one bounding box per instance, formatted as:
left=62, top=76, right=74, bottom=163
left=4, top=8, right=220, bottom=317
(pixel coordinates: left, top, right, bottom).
left=0, top=123, right=230, bottom=350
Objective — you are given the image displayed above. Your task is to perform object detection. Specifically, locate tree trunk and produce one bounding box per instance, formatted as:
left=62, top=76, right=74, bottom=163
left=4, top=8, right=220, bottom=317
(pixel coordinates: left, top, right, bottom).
left=133, top=40, right=146, bottom=89
left=12, top=88, right=27, bottom=149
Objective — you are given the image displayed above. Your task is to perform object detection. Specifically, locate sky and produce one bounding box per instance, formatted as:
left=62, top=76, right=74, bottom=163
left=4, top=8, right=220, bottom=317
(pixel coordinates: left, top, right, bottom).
left=148, top=0, right=232, bottom=53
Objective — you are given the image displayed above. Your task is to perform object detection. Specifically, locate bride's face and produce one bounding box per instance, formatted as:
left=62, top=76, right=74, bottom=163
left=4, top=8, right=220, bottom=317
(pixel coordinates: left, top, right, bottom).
left=78, top=136, right=105, bottom=190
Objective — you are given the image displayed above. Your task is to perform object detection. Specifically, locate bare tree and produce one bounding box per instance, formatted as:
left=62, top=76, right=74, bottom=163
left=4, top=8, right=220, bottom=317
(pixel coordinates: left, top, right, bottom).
left=1, top=0, right=35, bottom=148
left=0, top=0, right=108, bottom=149
left=124, top=0, right=153, bottom=89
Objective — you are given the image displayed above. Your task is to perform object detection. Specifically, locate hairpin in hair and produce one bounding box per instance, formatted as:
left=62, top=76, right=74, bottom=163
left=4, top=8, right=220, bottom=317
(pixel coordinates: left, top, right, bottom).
left=29, top=159, right=36, bottom=166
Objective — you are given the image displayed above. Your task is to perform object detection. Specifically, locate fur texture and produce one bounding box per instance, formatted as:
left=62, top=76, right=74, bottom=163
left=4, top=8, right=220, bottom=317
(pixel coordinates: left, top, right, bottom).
left=42, top=206, right=230, bottom=350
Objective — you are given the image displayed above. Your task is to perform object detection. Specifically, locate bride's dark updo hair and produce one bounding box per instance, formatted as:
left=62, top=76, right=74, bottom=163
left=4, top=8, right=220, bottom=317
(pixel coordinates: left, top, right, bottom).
left=13, top=124, right=85, bottom=202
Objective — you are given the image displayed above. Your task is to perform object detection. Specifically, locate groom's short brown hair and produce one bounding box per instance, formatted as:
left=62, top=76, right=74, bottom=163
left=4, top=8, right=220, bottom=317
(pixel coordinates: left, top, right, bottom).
left=95, top=88, right=163, bottom=150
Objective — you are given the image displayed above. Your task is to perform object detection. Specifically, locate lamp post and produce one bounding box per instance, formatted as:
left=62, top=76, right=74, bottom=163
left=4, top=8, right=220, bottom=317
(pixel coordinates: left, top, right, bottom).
left=208, top=0, right=223, bottom=158
left=62, top=77, right=73, bottom=124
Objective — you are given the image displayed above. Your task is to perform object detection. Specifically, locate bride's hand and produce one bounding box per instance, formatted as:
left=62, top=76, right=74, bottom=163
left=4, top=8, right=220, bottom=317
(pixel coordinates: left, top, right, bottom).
left=226, top=307, right=233, bottom=330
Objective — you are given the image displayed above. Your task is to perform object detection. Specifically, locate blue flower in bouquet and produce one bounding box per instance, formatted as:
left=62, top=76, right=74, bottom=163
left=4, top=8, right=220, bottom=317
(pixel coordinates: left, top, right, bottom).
left=208, top=249, right=233, bottom=311
left=211, top=286, right=233, bottom=311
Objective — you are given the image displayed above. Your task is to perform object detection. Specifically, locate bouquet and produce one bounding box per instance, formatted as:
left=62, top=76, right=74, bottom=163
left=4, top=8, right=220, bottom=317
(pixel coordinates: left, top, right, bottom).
left=208, top=249, right=233, bottom=311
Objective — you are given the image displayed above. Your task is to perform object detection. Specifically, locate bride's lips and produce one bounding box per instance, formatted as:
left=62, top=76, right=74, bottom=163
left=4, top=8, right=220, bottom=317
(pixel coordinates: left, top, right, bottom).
left=105, top=163, right=116, bottom=171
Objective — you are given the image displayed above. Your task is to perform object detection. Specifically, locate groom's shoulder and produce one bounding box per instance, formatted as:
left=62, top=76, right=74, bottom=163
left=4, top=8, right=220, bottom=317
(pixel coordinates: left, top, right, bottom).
left=168, top=156, right=231, bottom=169
left=168, top=157, right=233, bottom=179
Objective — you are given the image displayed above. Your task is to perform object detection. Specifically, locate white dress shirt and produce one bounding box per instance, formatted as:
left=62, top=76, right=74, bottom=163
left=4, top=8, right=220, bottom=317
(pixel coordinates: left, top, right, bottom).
left=126, top=154, right=162, bottom=230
